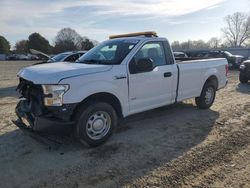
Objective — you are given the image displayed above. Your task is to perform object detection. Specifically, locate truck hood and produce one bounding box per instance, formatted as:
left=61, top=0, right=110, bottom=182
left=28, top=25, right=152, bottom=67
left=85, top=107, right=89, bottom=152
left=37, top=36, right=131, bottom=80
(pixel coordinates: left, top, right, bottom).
left=18, top=62, right=112, bottom=84
left=231, top=55, right=244, bottom=58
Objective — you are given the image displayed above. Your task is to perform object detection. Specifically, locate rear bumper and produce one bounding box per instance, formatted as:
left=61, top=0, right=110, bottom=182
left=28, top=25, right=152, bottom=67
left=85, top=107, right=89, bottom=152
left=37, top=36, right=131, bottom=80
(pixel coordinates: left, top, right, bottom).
left=14, top=100, right=76, bottom=135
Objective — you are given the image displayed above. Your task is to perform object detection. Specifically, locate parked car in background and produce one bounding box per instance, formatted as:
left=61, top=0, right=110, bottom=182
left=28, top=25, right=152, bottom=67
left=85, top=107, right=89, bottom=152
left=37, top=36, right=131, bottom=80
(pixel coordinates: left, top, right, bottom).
left=239, top=60, right=250, bottom=83
left=17, top=54, right=29, bottom=60
left=6, top=54, right=39, bottom=60
left=30, top=49, right=87, bottom=64
left=6, top=54, right=18, bottom=60
left=6, top=54, right=28, bottom=60
left=49, top=51, right=87, bottom=63
left=185, top=50, right=244, bottom=69
left=173, top=52, right=188, bottom=58
left=27, top=54, right=39, bottom=60
left=208, top=51, right=244, bottom=69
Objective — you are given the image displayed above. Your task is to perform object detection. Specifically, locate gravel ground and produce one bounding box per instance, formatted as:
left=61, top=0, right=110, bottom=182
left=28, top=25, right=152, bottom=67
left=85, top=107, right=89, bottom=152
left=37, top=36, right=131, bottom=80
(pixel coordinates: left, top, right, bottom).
left=0, top=61, right=250, bottom=188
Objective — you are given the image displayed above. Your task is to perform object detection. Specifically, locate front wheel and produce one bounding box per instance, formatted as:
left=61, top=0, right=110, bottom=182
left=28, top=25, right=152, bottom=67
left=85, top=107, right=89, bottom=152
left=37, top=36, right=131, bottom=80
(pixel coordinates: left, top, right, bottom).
left=75, top=102, right=117, bottom=147
left=195, top=83, right=216, bottom=109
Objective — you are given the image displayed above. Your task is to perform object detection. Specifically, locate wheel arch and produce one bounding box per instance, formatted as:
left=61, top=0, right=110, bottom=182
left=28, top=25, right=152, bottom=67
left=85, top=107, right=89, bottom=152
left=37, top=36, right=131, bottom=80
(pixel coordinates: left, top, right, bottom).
left=71, top=92, right=123, bottom=120
left=205, top=75, right=219, bottom=90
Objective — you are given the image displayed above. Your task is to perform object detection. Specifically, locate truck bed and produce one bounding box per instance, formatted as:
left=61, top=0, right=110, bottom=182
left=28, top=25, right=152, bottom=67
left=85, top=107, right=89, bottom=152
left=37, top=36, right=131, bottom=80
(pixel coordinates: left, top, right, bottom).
left=175, top=57, right=214, bottom=61
left=175, top=57, right=222, bottom=64
left=176, top=58, right=228, bottom=102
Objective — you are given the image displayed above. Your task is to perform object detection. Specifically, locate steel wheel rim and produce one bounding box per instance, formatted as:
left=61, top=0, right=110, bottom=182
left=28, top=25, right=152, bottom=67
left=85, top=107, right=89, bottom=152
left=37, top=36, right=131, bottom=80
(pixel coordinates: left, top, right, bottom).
left=205, top=87, right=214, bottom=105
left=86, top=111, right=111, bottom=140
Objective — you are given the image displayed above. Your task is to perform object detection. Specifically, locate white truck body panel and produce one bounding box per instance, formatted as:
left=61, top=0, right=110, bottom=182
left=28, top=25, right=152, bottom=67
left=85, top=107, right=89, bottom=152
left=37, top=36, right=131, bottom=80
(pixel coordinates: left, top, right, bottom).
left=60, top=64, right=130, bottom=117
left=17, top=36, right=228, bottom=118
left=177, top=58, right=227, bottom=101
left=128, top=64, right=178, bottom=114
left=17, top=62, right=112, bottom=84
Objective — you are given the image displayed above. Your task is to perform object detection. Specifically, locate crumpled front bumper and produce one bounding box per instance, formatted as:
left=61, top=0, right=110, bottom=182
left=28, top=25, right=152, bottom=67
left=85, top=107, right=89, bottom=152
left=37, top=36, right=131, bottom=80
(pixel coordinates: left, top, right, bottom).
left=14, top=100, right=76, bottom=135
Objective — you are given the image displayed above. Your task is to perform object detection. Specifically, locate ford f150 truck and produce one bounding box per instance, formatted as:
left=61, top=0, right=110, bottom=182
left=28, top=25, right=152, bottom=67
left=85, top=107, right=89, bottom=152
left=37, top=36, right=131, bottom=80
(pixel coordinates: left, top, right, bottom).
left=14, top=32, right=228, bottom=146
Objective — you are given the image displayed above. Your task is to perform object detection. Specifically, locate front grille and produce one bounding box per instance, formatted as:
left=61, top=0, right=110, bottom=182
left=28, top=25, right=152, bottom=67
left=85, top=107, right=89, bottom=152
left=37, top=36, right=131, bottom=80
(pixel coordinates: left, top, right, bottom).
left=17, top=78, right=38, bottom=98
left=16, top=78, right=76, bottom=122
left=17, top=78, right=45, bottom=116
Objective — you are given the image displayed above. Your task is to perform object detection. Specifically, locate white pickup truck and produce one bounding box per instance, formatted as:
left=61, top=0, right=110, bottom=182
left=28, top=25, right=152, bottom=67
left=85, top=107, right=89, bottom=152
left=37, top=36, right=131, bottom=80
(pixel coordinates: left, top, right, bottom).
left=14, top=32, right=228, bottom=146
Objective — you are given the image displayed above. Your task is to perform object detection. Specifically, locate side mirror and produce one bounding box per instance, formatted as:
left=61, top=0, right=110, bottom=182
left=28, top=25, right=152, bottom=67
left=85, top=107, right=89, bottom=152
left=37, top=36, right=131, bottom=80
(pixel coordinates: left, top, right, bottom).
left=136, top=58, right=153, bottom=73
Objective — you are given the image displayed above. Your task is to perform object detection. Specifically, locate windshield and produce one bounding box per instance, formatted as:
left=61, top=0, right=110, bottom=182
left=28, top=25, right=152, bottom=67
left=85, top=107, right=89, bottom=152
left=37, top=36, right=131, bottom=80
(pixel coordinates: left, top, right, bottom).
left=77, top=39, right=139, bottom=65
left=50, top=53, right=69, bottom=62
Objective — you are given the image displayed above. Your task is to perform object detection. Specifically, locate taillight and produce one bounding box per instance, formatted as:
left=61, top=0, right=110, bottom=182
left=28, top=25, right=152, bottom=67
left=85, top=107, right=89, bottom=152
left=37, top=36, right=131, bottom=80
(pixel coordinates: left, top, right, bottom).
left=225, top=64, right=229, bottom=77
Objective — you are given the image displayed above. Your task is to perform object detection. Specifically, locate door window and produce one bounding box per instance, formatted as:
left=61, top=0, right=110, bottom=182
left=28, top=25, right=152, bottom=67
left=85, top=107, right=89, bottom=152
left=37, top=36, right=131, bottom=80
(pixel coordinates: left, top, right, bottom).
left=65, top=54, right=80, bottom=62
left=129, top=42, right=166, bottom=73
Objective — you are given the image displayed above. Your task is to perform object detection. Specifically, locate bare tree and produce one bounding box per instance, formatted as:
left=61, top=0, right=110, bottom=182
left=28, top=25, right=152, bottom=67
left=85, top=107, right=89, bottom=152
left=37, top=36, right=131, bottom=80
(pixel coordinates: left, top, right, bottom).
left=14, top=40, right=29, bottom=54
left=54, top=28, right=82, bottom=53
left=80, top=37, right=94, bottom=50
left=207, top=37, right=221, bottom=49
left=171, top=40, right=209, bottom=50
left=192, top=40, right=209, bottom=49
left=222, top=12, right=250, bottom=47
left=171, top=41, right=181, bottom=50
left=180, top=40, right=192, bottom=50
left=54, top=28, right=95, bottom=53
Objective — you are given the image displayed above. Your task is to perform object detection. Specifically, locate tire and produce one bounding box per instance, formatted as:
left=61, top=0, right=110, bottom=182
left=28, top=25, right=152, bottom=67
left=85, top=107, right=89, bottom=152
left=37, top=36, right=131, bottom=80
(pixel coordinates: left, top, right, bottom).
left=239, top=73, right=248, bottom=84
left=75, top=102, right=117, bottom=147
left=195, top=82, right=216, bottom=109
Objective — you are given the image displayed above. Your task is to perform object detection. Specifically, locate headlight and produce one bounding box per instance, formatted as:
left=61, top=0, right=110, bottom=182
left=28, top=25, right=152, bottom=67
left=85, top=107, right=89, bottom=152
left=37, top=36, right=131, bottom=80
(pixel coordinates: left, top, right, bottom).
left=42, top=84, right=69, bottom=106
left=240, top=64, right=246, bottom=70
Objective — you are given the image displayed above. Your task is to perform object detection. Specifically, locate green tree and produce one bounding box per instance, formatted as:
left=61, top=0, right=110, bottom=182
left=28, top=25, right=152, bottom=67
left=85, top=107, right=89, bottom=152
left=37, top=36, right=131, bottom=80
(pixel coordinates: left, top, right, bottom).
left=0, top=35, right=10, bottom=53
left=14, top=40, right=28, bottom=54
left=28, top=33, right=51, bottom=54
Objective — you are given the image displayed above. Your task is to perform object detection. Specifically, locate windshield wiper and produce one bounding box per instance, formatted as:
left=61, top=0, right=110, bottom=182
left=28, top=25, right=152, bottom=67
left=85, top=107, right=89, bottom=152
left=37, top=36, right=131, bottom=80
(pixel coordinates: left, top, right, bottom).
left=77, top=59, right=108, bottom=65
left=84, top=59, right=100, bottom=64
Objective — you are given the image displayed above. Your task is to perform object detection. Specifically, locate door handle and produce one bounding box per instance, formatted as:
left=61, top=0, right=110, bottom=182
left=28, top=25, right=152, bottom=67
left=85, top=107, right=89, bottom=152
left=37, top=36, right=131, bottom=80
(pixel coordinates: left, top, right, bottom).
left=164, top=72, right=172, bottom=77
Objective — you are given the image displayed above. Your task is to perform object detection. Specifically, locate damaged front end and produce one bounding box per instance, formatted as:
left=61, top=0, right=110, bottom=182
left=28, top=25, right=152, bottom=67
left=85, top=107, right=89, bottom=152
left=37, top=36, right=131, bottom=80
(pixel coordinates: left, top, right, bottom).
left=14, top=78, right=76, bottom=135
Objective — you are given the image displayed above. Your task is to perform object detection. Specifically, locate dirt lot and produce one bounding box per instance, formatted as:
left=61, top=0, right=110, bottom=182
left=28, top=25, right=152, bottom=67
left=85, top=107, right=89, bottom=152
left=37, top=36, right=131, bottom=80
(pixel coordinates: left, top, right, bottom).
left=0, top=61, right=250, bottom=188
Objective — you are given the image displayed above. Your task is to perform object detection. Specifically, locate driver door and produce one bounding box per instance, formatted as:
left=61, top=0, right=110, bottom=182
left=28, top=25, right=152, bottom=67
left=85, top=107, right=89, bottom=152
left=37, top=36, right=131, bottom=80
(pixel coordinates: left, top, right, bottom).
left=128, top=41, right=176, bottom=114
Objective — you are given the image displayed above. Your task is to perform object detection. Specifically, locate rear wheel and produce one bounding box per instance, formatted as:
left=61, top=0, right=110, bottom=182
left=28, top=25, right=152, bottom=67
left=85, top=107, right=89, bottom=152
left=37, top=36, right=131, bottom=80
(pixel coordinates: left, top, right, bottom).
left=195, top=82, right=216, bottom=109
left=75, top=102, right=117, bottom=147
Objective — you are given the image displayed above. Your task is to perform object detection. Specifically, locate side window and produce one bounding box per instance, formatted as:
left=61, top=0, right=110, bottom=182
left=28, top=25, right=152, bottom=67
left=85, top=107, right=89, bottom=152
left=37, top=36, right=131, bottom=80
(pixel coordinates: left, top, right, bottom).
left=78, top=53, right=84, bottom=58
left=65, top=54, right=79, bottom=62
left=140, top=42, right=166, bottom=67
left=129, top=42, right=167, bottom=74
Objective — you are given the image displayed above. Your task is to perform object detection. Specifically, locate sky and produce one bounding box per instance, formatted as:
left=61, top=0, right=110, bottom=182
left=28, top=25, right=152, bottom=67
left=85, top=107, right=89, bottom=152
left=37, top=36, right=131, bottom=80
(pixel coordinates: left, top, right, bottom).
left=0, top=0, right=250, bottom=47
